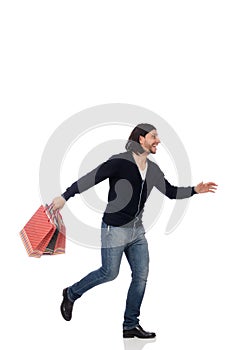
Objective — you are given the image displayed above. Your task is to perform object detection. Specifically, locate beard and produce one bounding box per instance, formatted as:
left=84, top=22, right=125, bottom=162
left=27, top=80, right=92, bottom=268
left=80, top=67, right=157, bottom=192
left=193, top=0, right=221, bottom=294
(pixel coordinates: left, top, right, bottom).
left=149, top=144, right=157, bottom=154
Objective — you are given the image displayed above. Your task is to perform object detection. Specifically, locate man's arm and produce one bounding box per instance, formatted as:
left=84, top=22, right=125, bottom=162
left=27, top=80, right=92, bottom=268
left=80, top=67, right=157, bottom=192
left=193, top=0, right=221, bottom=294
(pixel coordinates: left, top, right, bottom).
left=52, top=157, right=119, bottom=210
left=157, top=177, right=196, bottom=199
left=153, top=168, right=217, bottom=199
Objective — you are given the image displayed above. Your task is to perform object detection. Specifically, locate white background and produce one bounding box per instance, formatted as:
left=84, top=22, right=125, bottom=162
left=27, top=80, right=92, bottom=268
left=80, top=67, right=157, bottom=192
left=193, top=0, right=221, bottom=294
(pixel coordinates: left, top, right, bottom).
left=1, top=1, right=231, bottom=350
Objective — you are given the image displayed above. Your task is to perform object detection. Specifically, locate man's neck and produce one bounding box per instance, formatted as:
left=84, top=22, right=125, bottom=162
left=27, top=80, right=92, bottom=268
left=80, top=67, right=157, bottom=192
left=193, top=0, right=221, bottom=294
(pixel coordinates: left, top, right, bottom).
left=132, top=151, right=148, bottom=169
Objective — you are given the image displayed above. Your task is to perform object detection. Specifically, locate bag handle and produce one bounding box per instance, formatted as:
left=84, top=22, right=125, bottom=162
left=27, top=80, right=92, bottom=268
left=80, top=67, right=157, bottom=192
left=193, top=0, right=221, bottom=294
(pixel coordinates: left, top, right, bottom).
left=44, top=203, right=60, bottom=228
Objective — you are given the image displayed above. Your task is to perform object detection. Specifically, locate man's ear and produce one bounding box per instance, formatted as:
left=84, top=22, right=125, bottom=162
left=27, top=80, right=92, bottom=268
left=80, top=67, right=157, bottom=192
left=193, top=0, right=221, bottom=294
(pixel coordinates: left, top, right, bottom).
left=139, top=135, right=144, bottom=145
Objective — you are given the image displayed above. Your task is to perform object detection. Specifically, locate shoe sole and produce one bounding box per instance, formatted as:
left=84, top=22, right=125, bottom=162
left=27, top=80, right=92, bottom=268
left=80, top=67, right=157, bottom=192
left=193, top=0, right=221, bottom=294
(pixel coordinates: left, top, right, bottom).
left=123, top=335, right=156, bottom=339
left=123, top=332, right=156, bottom=339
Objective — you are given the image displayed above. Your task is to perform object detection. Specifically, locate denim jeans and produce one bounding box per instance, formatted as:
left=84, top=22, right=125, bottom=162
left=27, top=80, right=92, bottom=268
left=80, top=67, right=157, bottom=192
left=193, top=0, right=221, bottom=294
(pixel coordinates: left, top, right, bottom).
left=67, top=220, right=149, bottom=330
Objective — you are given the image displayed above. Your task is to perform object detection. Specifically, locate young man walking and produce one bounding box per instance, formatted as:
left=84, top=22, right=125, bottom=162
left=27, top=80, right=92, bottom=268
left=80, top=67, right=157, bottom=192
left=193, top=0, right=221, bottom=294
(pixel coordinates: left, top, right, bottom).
left=52, top=123, right=217, bottom=339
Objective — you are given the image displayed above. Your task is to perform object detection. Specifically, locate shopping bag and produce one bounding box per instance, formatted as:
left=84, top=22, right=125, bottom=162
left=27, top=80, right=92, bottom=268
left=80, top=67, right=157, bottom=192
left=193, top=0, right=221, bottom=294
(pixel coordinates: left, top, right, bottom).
left=19, top=204, right=66, bottom=258
left=43, top=204, right=66, bottom=255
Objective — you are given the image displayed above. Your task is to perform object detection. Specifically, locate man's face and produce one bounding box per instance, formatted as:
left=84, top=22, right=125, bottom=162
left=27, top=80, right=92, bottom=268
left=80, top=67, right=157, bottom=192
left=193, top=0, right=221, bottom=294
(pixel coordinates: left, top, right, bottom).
left=139, top=129, right=160, bottom=154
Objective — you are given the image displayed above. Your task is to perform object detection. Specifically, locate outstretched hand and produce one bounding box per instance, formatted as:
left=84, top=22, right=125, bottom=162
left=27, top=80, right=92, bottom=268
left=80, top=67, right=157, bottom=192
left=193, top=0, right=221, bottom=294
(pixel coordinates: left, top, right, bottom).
left=194, top=182, right=218, bottom=194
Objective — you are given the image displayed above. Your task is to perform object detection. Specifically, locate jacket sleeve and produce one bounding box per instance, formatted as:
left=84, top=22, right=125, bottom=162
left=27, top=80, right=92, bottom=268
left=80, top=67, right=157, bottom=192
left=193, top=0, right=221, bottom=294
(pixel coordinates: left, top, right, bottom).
left=153, top=166, right=197, bottom=199
left=61, top=157, right=118, bottom=201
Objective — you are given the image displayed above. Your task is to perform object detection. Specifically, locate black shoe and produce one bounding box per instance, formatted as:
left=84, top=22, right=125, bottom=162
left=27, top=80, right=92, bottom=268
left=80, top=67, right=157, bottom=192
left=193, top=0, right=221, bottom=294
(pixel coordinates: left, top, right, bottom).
left=60, top=288, right=74, bottom=321
left=123, top=325, right=156, bottom=339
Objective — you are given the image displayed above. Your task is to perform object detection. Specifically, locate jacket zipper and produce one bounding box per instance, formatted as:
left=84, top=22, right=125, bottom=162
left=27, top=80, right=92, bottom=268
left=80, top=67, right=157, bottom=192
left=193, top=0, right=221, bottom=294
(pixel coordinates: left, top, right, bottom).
left=133, top=179, right=145, bottom=228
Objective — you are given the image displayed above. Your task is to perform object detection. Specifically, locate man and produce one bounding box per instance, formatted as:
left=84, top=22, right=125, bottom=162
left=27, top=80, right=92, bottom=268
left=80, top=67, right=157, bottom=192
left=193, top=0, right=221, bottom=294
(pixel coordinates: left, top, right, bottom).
left=52, top=123, right=217, bottom=339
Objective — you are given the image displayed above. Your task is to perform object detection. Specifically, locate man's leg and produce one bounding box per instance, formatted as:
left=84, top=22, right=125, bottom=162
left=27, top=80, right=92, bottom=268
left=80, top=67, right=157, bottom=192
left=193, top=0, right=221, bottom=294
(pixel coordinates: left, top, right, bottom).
left=61, top=245, right=124, bottom=321
left=67, top=244, right=124, bottom=301
left=60, top=220, right=125, bottom=321
left=123, top=232, right=149, bottom=330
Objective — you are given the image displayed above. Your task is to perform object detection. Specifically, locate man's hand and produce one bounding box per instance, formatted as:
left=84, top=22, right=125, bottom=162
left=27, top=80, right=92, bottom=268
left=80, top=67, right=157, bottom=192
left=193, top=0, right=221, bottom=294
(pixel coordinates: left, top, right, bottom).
left=52, top=196, right=66, bottom=210
left=194, top=182, right=218, bottom=194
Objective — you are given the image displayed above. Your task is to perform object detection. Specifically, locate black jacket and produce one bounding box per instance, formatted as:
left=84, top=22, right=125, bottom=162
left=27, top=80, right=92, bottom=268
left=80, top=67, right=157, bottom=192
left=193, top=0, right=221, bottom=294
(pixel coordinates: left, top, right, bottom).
left=62, top=151, right=196, bottom=227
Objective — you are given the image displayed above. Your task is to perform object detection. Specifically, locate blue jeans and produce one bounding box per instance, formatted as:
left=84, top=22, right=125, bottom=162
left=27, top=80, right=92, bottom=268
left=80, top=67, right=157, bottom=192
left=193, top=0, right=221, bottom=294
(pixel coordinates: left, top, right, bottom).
left=67, top=220, right=149, bottom=330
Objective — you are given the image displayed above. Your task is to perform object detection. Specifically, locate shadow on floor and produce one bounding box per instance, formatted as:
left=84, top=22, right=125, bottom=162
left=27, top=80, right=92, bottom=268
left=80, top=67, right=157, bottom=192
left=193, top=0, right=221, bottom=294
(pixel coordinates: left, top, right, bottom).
left=123, top=337, right=156, bottom=350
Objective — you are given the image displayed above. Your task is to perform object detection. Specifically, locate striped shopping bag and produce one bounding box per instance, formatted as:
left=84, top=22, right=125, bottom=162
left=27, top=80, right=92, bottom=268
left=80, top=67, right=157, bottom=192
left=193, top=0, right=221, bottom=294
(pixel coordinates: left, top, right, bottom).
left=19, top=204, right=66, bottom=258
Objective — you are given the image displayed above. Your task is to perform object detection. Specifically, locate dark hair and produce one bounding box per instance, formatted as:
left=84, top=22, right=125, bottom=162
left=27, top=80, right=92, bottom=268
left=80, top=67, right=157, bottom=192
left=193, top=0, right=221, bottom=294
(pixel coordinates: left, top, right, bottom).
left=125, top=123, right=157, bottom=155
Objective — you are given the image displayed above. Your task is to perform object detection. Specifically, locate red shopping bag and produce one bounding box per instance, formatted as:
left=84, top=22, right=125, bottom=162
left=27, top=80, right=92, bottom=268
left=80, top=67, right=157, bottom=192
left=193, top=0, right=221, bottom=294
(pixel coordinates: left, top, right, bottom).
left=43, top=205, right=66, bottom=256
left=19, top=204, right=66, bottom=258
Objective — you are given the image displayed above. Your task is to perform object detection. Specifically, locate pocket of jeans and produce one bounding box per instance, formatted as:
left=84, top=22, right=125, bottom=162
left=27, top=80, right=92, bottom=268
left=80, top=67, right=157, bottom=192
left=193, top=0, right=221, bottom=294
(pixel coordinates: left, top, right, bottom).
left=101, top=220, right=109, bottom=229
